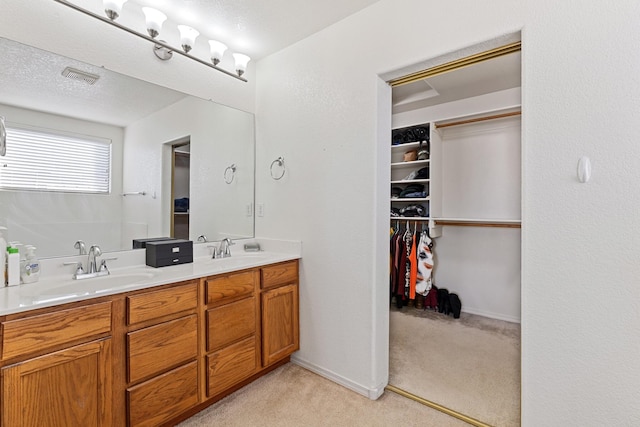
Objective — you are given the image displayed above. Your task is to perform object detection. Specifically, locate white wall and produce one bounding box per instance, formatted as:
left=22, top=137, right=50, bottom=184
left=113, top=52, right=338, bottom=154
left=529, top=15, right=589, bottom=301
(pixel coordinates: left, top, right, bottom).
left=4, top=0, right=639, bottom=424
left=256, top=0, right=640, bottom=425
left=0, top=103, right=124, bottom=257
left=255, top=0, right=524, bottom=401
left=122, top=96, right=254, bottom=246
left=521, top=1, right=640, bottom=424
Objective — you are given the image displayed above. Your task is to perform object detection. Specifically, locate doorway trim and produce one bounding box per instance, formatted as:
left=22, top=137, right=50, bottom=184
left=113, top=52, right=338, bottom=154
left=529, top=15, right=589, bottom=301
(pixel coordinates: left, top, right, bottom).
left=388, top=41, right=521, bottom=87
left=384, top=40, right=522, bottom=426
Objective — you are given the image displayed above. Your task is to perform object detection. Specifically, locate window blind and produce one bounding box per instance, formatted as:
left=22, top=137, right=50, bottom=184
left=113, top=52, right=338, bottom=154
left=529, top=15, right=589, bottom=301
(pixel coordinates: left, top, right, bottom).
left=0, top=125, right=111, bottom=194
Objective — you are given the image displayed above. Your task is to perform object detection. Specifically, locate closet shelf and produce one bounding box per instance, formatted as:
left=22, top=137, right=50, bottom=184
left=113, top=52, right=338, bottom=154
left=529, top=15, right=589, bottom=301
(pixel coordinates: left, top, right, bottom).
left=390, top=159, right=430, bottom=168
left=390, top=179, right=430, bottom=184
left=390, top=141, right=424, bottom=150
left=390, top=216, right=431, bottom=222
left=391, top=198, right=430, bottom=202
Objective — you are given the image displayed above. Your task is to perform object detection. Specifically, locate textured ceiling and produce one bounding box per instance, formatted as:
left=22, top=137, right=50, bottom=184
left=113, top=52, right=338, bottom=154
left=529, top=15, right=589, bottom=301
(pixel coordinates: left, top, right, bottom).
left=131, top=0, right=382, bottom=60
left=0, top=37, right=187, bottom=127
left=0, top=0, right=382, bottom=126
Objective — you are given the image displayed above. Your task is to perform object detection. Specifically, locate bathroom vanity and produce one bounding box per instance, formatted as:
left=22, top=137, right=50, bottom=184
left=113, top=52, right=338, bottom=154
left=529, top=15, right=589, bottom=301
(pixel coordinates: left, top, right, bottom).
left=0, top=251, right=299, bottom=426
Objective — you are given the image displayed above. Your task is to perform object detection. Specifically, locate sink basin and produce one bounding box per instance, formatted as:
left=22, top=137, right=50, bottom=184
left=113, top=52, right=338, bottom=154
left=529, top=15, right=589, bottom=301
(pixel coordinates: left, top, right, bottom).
left=25, top=270, right=160, bottom=298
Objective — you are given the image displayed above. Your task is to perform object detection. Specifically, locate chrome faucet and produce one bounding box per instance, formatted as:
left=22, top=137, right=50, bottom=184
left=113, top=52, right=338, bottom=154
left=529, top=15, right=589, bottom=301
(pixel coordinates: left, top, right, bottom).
left=213, top=238, right=234, bottom=259
left=74, top=240, right=87, bottom=255
left=64, top=244, right=117, bottom=280
left=197, top=235, right=208, bottom=243
left=87, top=245, right=102, bottom=274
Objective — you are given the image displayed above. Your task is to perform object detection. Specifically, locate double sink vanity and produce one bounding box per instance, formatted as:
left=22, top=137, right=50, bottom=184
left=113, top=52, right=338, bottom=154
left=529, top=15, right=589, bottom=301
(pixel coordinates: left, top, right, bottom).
left=0, top=241, right=300, bottom=426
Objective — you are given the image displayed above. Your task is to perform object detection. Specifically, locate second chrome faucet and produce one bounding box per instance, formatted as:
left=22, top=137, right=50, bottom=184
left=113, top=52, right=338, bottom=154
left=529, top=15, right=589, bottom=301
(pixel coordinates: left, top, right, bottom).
left=212, top=238, right=234, bottom=259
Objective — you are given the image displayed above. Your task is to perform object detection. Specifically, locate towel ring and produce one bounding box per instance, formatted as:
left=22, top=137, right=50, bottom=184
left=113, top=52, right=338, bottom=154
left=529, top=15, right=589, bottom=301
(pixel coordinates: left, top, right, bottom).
left=270, top=156, right=286, bottom=180
left=224, top=164, right=236, bottom=184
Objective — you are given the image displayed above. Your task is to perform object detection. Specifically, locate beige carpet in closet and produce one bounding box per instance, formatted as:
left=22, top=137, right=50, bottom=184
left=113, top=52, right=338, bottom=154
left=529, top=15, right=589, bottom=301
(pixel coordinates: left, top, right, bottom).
left=389, top=306, right=521, bottom=426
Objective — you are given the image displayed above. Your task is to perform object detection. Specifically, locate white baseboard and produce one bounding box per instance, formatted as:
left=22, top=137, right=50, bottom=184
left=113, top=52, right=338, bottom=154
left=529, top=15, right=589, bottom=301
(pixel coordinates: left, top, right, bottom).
left=291, top=355, right=386, bottom=400
left=462, top=307, right=521, bottom=324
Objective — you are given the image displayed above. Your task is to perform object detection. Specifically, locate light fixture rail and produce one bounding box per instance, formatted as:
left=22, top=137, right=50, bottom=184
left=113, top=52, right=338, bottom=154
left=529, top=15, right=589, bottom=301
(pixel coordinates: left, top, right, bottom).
left=53, top=0, right=248, bottom=82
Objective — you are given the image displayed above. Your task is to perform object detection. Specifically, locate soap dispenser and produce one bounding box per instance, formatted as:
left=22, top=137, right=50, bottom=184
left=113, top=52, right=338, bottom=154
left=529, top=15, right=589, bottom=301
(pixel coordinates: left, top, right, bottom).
left=21, top=245, right=40, bottom=284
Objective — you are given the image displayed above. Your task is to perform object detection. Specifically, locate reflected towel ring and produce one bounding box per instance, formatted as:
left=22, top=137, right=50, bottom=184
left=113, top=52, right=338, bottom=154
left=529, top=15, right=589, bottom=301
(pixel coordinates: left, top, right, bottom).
left=270, top=156, right=286, bottom=180
left=224, top=164, right=237, bottom=184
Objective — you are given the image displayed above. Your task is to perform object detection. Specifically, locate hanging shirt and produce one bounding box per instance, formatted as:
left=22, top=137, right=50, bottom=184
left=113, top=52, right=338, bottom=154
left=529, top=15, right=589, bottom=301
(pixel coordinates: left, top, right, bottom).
left=409, top=233, right=417, bottom=300
left=404, top=229, right=412, bottom=299
left=415, top=230, right=434, bottom=296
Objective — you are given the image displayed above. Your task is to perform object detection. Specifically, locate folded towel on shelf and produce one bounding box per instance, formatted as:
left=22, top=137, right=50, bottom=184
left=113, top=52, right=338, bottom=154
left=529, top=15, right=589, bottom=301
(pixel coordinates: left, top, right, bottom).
left=174, top=197, right=189, bottom=212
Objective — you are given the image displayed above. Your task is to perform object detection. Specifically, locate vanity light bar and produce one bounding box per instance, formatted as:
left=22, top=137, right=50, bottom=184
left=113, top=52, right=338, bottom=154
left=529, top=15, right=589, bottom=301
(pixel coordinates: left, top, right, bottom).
left=52, top=0, right=248, bottom=82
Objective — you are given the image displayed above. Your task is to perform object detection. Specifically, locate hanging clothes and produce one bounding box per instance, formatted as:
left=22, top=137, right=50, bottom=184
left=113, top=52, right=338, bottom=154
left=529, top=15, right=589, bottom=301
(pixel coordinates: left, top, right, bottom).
left=403, top=224, right=412, bottom=300
left=415, top=229, right=434, bottom=296
left=409, top=231, right=417, bottom=300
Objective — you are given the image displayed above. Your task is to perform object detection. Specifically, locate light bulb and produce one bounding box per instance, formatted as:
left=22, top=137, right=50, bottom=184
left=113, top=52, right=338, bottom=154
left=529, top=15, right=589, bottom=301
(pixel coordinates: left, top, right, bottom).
left=142, top=7, right=167, bottom=38
left=233, top=53, right=251, bottom=77
left=208, top=40, right=228, bottom=65
left=177, top=25, right=199, bottom=53
left=103, top=0, right=128, bottom=20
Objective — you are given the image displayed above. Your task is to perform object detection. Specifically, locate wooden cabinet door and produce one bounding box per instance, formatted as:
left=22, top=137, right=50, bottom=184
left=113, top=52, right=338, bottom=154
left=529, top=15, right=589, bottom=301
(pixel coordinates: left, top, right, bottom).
left=261, top=284, right=299, bottom=366
left=1, top=338, right=112, bottom=427
left=207, top=336, right=257, bottom=397
left=127, top=361, right=199, bottom=427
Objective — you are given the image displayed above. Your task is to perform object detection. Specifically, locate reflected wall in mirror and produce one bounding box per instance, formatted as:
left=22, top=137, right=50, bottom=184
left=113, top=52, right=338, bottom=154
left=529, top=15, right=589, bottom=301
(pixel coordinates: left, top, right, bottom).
left=0, top=37, right=255, bottom=258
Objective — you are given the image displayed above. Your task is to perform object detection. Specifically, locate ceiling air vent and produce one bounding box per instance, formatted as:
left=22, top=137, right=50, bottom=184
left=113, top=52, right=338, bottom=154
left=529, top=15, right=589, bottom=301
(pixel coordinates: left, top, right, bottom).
left=61, top=67, right=100, bottom=85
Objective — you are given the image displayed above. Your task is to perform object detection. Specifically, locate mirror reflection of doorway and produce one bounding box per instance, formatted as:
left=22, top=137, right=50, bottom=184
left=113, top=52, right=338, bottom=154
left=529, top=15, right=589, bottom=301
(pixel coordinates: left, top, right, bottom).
left=171, top=142, right=190, bottom=239
left=387, top=42, right=522, bottom=427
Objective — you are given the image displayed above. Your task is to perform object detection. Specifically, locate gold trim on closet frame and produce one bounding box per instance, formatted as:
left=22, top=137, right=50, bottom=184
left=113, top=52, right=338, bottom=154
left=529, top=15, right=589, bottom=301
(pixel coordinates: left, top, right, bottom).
left=388, top=41, right=521, bottom=87
left=385, top=385, right=493, bottom=427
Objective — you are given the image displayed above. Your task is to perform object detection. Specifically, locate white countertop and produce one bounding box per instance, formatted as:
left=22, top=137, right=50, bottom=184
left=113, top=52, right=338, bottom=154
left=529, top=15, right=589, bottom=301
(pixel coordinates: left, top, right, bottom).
left=0, top=239, right=301, bottom=316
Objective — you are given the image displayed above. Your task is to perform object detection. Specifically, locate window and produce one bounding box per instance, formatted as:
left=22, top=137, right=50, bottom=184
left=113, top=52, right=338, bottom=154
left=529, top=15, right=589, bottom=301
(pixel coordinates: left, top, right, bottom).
left=0, top=124, right=111, bottom=194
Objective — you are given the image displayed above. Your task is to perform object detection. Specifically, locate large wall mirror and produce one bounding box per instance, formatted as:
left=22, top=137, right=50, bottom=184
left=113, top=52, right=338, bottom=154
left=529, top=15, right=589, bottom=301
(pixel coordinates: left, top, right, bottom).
left=0, top=37, right=255, bottom=258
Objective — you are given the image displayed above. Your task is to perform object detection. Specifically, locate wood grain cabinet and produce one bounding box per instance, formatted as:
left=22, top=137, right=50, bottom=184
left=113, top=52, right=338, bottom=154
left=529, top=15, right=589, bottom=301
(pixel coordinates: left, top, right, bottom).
left=0, top=260, right=299, bottom=427
left=0, top=302, right=113, bottom=427
left=125, top=281, right=199, bottom=427
left=204, top=270, right=260, bottom=398
left=260, top=261, right=300, bottom=366
left=2, top=338, right=112, bottom=427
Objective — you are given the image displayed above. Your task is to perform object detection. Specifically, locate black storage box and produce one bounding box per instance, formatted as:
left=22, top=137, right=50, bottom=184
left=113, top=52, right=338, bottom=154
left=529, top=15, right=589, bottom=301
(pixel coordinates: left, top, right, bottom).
left=133, top=237, right=176, bottom=249
left=145, top=239, right=193, bottom=268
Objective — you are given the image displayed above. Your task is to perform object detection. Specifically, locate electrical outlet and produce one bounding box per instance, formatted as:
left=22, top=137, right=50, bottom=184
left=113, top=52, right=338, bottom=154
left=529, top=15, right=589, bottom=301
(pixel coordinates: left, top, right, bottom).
left=257, top=203, right=265, bottom=217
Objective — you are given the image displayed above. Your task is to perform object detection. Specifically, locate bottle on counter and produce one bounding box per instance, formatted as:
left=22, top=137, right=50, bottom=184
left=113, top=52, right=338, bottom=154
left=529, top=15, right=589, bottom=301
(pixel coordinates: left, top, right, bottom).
left=21, top=245, right=40, bottom=284
left=6, top=245, right=20, bottom=286
left=0, top=226, right=6, bottom=286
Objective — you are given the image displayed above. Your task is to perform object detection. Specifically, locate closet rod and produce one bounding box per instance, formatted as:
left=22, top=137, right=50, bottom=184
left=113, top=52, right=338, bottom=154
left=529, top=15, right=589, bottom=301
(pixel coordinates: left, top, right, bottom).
left=435, top=220, right=521, bottom=229
left=436, top=111, right=521, bottom=129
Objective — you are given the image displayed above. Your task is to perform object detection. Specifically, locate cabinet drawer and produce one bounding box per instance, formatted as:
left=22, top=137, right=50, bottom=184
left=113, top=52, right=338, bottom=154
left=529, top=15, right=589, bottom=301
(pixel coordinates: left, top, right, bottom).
left=207, top=336, right=257, bottom=397
left=127, top=361, right=199, bottom=427
left=207, top=297, right=256, bottom=352
left=261, top=261, right=298, bottom=289
left=127, top=282, right=197, bottom=325
left=205, top=271, right=256, bottom=306
left=1, top=302, right=112, bottom=360
left=127, top=314, right=198, bottom=384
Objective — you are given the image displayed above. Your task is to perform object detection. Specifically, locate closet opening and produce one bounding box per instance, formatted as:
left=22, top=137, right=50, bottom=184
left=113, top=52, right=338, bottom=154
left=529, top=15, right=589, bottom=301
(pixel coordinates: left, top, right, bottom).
left=171, top=141, right=190, bottom=239
left=386, top=41, right=522, bottom=427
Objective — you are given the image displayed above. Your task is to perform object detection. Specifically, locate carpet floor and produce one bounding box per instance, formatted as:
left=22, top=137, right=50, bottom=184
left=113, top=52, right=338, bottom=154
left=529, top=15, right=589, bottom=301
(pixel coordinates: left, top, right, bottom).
left=389, top=306, right=521, bottom=426
left=178, top=362, right=469, bottom=427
